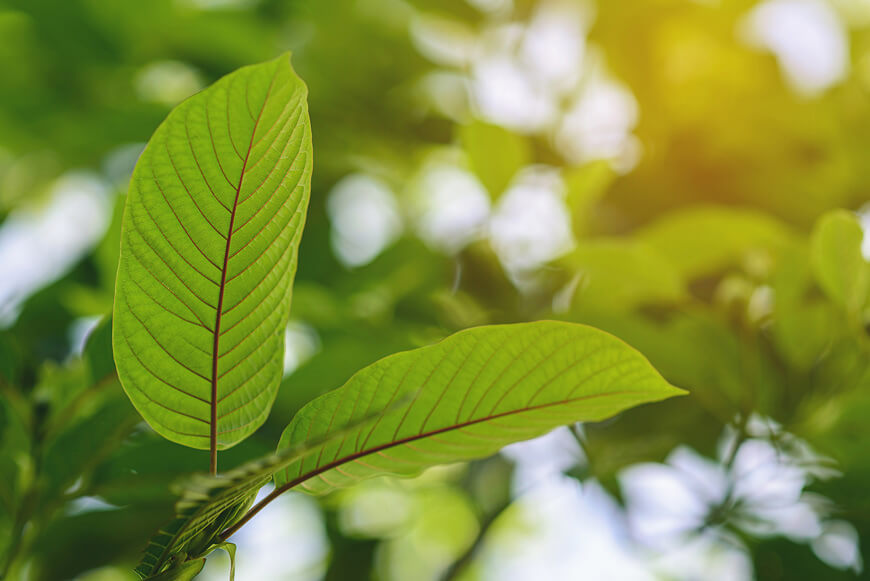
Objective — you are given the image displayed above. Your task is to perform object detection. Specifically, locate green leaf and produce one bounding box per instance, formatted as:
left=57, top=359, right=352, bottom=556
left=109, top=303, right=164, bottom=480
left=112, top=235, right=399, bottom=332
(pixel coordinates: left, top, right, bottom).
left=559, top=239, right=686, bottom=312
left=459, top=121, right=530, bottom=198
left=275, top=321, right=684, bottom=493
left=135, top=322, right=679, bottom=577
left=135, top=472, right=262, bottom=579
left=635, top=206, right=794, bottom=280
left=770, top=243, right=835, bottom=369
left=0, top=332, right=20, bottom=387
left=112, top=53, right=313, bottom=457
left=148, top=557, right=206, bottom=581
left=83, top=315, right=116, bottom=385
left=810, top=209, right=870, bottom=315
left=39, top=396, right=138, bottom=503
left=563, top=161, right=615, bottom=237
left=214, top=542, right=236, bottom=581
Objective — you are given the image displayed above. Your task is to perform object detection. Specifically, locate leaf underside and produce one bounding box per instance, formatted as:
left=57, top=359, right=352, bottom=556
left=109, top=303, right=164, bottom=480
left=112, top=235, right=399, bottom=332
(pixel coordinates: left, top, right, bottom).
left=112, top=53, right=312, bottom=452
left=275, top=320, right=685, bottom=492
left=134, top=414, right=388, bottom=578
left=134, top=469, right=265, bottom=579
left=136, top=321, right=682, bottom=577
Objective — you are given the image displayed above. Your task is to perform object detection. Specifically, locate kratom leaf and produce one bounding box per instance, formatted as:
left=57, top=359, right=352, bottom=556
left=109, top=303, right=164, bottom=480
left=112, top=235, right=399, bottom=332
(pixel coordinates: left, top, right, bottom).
left=135, top=322, right=679, bottom=577
left=274, top=321, right=684, bottom=493
left=112, top=54, right=313, bottom=460
left=810, top=209, right=870, bottom=315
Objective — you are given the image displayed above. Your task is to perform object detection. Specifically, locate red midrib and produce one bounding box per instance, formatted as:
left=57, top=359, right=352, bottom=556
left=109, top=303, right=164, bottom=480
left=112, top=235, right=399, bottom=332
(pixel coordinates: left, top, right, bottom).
left=210, top=71, right=278, bottom=474
left=219, top=388, right=653, bottom=540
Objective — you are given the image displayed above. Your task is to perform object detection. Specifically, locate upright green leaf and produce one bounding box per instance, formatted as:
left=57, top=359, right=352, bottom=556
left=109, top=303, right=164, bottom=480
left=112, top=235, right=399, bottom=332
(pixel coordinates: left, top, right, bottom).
left=112, top=54, right=313, bottom=463
left=459, top=121, right=530, bottom=198
left=83, top=315, right=116, bottom=385
left=563, top=161, right=615, bottom=237
left=275, top=321, right=684, bottom=493
left=810, top=209, right=870, bottom=315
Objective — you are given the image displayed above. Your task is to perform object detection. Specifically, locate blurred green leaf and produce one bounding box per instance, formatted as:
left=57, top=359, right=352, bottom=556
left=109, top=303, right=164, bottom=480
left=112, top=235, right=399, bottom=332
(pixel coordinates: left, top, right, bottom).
left=84, top=315, right=116, bottom=385
left=560, top=238, right=686, bottom=312
left=459, top=121, right=529, bottom=198
left=810, top=209, right=870, bottom=316
left=770, top=244, right=835, bottom=369
left=39, top=395, right=137, bottom=504
left=0, top=332, right=20, bottom=387
left=563, top=161, right=615, bottom=237
left=28, top=505, right=175, bottom=581
left=635, top=206, right=794, bottom=280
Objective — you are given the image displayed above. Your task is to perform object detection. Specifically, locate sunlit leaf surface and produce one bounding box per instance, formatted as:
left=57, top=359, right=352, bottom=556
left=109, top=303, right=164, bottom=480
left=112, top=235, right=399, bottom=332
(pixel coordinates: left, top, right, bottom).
left=275, top=321, right=684, bottom=492
left=113, top=54, right=312, bottom=454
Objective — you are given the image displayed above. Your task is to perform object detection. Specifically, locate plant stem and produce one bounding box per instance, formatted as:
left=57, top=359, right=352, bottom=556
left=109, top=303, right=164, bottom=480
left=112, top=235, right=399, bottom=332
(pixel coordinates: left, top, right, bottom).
left=221, top=485, right=284, bottom=540
left=441, top=498, right=510, bottom=581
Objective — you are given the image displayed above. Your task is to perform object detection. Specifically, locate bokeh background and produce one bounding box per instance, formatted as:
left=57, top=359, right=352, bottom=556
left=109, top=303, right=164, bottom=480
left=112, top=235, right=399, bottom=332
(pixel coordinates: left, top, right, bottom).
left=1, top=0, right=869, bottom=579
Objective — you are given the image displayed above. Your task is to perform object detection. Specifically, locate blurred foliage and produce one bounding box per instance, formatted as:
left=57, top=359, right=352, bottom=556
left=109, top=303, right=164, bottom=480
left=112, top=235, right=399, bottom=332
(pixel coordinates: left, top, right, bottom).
left=0, top=0, right=869, bottom=579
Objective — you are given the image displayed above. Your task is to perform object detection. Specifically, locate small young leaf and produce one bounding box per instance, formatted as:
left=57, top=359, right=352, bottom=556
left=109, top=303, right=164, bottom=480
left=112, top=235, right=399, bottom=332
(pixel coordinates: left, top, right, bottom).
left=133, top=408, right=394, bottom=578
left=274, top=320, right=684, bottom=493
left=148, top=557, right=206, bottom=581
left=214, top=542, right=237, bottom=581
left=459, top=121, right=530, bottom=198
left=112, top=54, right=313, bottom=460
left=134, top=473, right=262, bottom=579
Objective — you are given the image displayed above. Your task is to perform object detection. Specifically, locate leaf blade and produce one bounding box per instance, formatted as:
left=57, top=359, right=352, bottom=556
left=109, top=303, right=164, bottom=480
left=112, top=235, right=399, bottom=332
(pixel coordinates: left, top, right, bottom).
left=113, top=53, right=313, bottom=454
left=134, top=322, right=679, bottom=576
left=274, top=321, right=684, bottom=493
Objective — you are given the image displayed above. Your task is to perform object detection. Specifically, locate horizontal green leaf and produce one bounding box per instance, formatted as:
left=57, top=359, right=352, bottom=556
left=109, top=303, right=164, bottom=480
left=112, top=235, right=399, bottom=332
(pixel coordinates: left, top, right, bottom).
left=810, top=209, right=870, bottom=315
left=112, top=53, right=313, bottom=455
left=275, top=320, right=684, bottom=493
left=635, top=206, right=794, bottom=279
left=134, top=321, right=680, bottom=577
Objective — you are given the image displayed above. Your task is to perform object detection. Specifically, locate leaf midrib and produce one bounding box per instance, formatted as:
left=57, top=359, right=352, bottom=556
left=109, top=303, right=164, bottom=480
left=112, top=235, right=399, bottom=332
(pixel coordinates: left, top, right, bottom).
left=210, top=66, right=280, bottom=473
left=219, top=387, right=653, bottom=540
left=289, top=388, right=648, bottom=488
